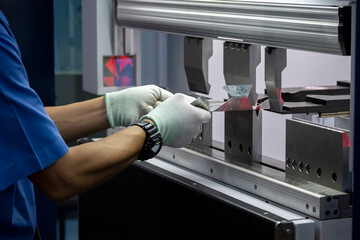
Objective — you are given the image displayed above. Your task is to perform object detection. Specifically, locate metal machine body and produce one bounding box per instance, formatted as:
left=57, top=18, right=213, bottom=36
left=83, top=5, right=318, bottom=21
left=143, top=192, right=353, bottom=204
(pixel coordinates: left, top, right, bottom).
left=285, top=118, right=351, bottom=193
left=116, top=0, right=352, bottom=55
left=80, top=0, right=356, bottom=239
left=223, top=43, right=262, bottom=163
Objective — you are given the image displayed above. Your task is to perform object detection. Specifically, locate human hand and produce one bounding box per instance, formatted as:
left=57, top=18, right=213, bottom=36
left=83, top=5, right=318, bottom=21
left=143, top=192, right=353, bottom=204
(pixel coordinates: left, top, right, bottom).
left=140, top=93, right=212, bottom=148
left=105, top=85, right=173, bottom=127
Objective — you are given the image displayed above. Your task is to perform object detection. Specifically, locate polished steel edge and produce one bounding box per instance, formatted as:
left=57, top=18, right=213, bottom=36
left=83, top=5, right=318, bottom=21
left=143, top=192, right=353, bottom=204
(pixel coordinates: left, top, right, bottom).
left=156, top=146, right=350, bottom=220
left=118, top=0, right=352, bottom=6
left=116, top=0, right=350, bottom=55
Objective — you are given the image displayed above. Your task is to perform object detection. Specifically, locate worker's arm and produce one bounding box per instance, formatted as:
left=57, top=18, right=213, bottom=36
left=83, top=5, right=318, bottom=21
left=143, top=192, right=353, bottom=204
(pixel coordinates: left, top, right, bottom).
left=30, top=93, right=211, bottom=203
left=45, top=85, right=173, bottom=143
left=29, top=124, right=146, bottom=203
left=45, top=97, right=109, bottom=143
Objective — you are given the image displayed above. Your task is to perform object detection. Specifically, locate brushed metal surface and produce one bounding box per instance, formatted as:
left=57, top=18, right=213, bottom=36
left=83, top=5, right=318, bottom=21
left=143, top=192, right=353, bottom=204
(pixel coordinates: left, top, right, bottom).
left=223, top=42, right=262, bottom=162
left=116, top=0, right=351, bottom=54
left=286, top=119, right=352, bottom=192
left=224, top=110, right=262, bottom=162
left=184, top=37, right=212, bottom=94
left=156, top=146, right=351, bottom=220
left=265, top=47, right=287, bottom=112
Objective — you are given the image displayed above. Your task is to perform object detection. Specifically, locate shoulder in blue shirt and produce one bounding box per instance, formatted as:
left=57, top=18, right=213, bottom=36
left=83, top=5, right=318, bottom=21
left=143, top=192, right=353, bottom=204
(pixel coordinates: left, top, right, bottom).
left=0, top=10, right=69, bottom=239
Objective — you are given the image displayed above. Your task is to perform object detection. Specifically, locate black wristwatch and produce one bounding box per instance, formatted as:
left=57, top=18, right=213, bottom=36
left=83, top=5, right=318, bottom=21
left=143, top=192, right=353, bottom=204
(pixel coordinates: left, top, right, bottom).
left=131, top=120, right=162, bottom=161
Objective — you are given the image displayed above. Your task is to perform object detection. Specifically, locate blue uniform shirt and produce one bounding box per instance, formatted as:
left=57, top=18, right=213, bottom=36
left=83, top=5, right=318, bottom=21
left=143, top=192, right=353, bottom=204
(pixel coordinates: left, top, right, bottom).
left=0, top=11, right=69, bottom=239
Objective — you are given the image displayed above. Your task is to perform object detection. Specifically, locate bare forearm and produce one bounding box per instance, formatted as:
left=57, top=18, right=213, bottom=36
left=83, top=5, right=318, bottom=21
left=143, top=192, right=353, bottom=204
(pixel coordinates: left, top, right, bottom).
left=29, top=125, right=146, bottom=202
left=45, top=97, right=110, bottom=143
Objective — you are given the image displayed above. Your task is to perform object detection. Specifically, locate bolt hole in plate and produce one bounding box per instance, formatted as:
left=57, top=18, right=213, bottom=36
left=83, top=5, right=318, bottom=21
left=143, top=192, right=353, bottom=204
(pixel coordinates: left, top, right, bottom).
left=305, top=164, right=311, bottom=174
left=332, top=172, right=337, bottom=182
left=291, top=160, right=297, bottom=170
left=312, top=206, right=316, bottom=213
left=228, top=140, right=232, bottom=149
left=298, top=162, right=304, bottom=172
left=317, top=168, right=322, bottom=178
left=239, top=144, right=243, bottom=152
left=286, top=158, right=291, bottom=168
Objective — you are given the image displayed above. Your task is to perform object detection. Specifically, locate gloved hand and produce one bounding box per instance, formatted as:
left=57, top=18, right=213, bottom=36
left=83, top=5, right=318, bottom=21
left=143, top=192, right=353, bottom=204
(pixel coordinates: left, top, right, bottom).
left=105, top=85, right=173, bottom=127
left=140, top=93, right=212, bottom=148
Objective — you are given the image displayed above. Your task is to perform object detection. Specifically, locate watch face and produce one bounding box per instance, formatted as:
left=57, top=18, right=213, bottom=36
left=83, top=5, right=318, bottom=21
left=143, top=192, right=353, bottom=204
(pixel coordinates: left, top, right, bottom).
left=152, top=142, right=161, bottom=154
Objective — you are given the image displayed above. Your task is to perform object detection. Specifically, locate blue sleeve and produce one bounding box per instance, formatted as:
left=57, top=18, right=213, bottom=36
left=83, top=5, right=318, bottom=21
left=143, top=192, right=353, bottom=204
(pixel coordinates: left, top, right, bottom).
left=0, top=15, right=69, bottom=191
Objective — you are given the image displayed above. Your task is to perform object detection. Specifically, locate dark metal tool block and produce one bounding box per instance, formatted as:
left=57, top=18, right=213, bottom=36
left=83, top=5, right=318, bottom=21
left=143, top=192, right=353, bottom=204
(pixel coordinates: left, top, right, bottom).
left=286, top=119, right=352, bottom=193
left=282, top=94, right=350, bottom=114
left=223, top=42, right=260, bottom=99
left=223, top=42, right=262, bottom=163
left=265, top=47, right=287, bottom=112
left=264, top=81, right=351, bottom=114
left=184, top=36, right=212, bottom=94
left=225, top=111, right=262, bottom=162
left=280, top=85, right=350, bottom=103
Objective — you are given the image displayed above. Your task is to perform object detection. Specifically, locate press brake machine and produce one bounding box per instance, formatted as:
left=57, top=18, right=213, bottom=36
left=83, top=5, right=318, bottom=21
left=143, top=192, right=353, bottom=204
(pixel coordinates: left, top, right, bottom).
left=79, top=1, right=356, bottom=239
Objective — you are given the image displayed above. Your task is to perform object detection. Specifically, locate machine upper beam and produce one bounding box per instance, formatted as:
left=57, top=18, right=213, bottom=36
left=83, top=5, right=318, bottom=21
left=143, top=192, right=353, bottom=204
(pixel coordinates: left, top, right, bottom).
left=116, top=0, right=351, bottom=55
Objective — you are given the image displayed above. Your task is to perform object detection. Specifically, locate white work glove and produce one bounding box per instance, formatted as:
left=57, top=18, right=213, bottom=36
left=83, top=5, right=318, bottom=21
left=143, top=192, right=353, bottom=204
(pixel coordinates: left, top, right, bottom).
left=105, top=85, right=173, bottom=128
left=140, top=93, right=212, bottom=148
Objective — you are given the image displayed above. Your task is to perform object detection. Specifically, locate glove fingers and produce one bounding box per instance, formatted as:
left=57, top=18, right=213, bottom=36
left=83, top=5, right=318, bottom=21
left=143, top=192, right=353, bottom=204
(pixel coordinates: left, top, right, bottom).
left=141, top=93, right=212, bottom=148
left=183, top=94, right=196, bottom=104
left=154, top=101, right=162, bottom=108
left=183, top=95, right=211, bottom=124
left=158, top=88, right=174, bottom=101
left=200, top=109, right=212, bottom=123
left=145, top=105, right=154, bottom=113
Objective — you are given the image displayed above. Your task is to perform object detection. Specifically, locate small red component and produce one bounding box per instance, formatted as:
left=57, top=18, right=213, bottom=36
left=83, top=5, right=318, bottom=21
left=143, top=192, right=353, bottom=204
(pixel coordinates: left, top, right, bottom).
left=343, top=132, right=351, bottom=148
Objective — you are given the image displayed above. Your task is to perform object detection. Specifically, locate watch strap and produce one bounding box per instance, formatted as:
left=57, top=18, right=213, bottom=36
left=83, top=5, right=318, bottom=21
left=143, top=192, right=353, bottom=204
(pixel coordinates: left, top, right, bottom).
left=131, top=121, right=162, bottom=161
